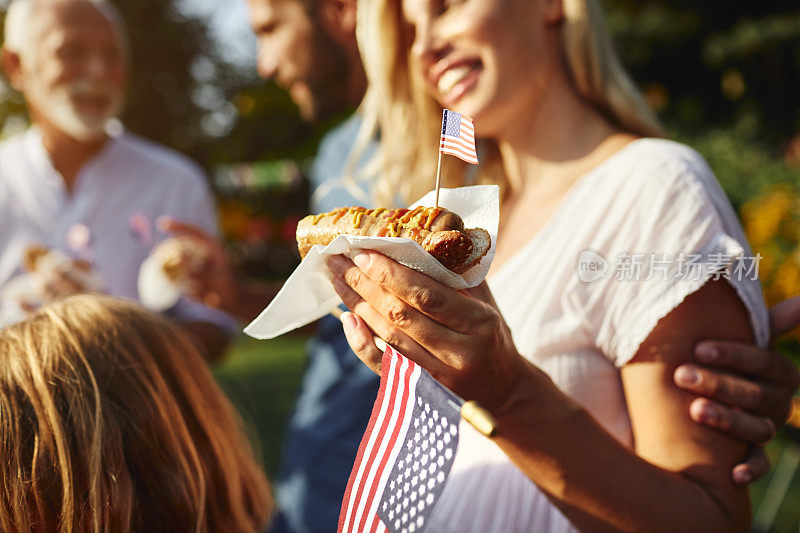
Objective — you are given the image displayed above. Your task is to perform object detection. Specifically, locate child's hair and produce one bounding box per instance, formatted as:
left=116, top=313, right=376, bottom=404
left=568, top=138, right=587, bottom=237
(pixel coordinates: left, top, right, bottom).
left=0, top=294, right=272, bottom=532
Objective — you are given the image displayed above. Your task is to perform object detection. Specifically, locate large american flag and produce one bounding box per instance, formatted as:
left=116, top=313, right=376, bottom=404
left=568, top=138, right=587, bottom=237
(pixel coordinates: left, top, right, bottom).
left=439, top=109, right=479, bottom=165
left=338, top=345, right=461, bottom=533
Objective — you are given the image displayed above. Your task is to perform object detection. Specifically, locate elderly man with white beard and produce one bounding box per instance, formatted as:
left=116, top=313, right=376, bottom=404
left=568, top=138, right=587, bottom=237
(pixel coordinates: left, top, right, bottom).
left=0, top=0, right=233, bottom=359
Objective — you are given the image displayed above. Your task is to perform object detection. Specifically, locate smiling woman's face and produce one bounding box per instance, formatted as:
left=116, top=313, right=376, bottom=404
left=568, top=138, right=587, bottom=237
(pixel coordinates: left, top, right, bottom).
left=401, top=0, right=563, bottom=137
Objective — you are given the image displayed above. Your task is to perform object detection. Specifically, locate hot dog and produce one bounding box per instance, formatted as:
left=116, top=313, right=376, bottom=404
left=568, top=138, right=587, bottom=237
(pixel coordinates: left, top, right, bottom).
left=296, top=206, right=491, bottom=274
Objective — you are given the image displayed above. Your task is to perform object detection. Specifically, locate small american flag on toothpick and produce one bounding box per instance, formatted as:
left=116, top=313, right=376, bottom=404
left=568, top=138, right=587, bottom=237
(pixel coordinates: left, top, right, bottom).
left=435, top=109, right=478, bottom=207
left=440, top=109, right=478, bottom=164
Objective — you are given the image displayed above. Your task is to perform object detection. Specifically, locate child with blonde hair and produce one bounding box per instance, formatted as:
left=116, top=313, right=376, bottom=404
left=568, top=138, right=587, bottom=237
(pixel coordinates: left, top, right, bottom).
left=0, top=294, right=271, bottom=532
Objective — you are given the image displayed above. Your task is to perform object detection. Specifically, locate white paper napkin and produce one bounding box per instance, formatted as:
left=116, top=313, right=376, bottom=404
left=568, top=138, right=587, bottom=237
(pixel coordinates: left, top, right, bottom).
left=244, top=185, right=499, bottom=340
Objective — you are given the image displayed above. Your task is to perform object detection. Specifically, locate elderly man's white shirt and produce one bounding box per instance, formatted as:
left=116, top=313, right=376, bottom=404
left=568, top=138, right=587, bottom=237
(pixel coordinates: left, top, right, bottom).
left=0, top=127, right=232, bottom=328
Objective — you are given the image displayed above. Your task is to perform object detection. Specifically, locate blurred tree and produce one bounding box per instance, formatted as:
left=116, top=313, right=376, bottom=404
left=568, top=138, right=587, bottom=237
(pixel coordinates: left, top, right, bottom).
left=603, top=1, right=800, bottom=141
left=602, top=1, right=800, bottom=209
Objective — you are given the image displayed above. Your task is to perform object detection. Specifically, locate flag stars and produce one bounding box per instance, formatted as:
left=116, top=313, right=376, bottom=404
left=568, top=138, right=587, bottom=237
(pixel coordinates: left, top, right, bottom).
left=365, top=354, right=463, bottom=533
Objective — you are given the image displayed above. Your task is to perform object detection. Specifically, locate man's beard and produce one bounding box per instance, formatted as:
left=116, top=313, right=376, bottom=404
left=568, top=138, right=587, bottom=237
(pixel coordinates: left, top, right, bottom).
left=29, top=78, right=124, bottom=141
left=301, top=26, right=351, bottom=123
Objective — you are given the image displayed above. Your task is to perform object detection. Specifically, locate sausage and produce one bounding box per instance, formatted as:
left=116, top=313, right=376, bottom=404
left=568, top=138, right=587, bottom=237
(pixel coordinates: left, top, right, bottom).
left=296, top=206, right=490, bottom=274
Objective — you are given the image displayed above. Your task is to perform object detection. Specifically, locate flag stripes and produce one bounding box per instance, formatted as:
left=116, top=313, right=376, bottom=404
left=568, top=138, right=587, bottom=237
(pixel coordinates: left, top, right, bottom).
left=339, top=349, right=422, bottom=533
left=439, top=109, right=479, bottom=164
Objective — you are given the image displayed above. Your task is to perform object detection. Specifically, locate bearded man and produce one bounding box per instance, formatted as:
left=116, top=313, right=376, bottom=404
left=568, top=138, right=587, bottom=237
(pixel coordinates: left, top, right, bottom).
left=0, top=0, right=233, bottom=359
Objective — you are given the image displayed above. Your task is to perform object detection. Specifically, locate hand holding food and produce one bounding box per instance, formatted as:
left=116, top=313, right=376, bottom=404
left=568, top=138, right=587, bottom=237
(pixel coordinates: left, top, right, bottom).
left=326, top=250, right=528, bottom=414
left=297, top=206, right=491, bottom=274
left=156, top=217, right=244, bottom=315
left=138, top=236, right=211, bottom=311
left=1, top=245, right=104, bottom=314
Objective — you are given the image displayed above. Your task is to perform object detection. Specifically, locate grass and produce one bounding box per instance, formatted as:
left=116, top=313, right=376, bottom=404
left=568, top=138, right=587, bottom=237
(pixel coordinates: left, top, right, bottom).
left=213, top=334, right=309, bottom=479
left=215, top=334, right=800, bottom=532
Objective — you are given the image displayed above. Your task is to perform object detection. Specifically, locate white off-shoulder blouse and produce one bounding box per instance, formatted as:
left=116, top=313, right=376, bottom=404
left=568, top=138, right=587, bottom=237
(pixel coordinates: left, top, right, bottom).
left=427, top=139, right=769, bottom=532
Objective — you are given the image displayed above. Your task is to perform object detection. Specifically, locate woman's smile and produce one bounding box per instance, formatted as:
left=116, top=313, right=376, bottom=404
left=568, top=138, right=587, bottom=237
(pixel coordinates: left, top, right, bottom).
left=428, top=58, right=484, bottom=105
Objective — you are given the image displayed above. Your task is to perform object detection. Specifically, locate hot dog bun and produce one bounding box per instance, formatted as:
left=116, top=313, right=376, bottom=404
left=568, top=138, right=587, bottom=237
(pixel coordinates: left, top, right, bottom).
left=296, top=206, right=490, bottom=274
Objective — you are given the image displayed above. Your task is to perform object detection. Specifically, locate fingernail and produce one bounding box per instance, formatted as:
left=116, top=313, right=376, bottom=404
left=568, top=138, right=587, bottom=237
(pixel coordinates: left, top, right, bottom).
left=352, top=252, right=369, bottom=270
left=341, top=311, right=358, bottom=331
left=156, top=216, right=170, bottom=231
left=695, top=343, right=719, bottom=362
left=340, top=312, right=369, bottom=350
left=326, top=255, right=347, bottom=275
left=675, top=366, right=701, bottom=386
left=733, top=469, right=752, bottom=484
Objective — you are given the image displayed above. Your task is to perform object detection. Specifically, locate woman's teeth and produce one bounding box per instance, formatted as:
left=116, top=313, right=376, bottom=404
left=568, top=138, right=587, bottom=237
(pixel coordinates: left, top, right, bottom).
left=438, top=65, right=473, bottom=94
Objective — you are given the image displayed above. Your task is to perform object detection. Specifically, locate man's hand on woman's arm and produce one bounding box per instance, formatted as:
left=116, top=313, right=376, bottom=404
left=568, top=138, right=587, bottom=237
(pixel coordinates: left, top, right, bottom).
left=674, top=296, right=800, bottom=483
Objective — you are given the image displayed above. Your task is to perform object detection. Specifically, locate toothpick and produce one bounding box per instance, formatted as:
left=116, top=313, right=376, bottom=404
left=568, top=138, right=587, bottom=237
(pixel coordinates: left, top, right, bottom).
left=434, top=143, right=443, bottom=209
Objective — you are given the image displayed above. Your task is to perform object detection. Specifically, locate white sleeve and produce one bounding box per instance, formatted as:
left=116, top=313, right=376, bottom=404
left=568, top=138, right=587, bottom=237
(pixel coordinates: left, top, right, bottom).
left=589, top=147, right=769, bottom=367
left=165, top=167, right=220, bottom=237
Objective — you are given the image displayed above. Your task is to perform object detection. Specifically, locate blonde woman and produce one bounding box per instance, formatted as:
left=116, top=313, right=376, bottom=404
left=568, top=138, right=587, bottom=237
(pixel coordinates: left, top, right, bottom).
left=325, top=0, right=792, bottom=531
left=0, top=294, right=271, bottom=532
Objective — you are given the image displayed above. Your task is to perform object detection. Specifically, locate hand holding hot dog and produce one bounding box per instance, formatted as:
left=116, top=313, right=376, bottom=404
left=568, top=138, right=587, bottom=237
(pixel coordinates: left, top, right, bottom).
left=326, top=250, right=532, bottom=415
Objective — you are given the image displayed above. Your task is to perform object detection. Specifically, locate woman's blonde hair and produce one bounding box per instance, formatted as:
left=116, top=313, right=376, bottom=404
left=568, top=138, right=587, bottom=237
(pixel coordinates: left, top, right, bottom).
left=347, top=0, right=664, bottom=206
left=0, top=295, right=271, bottom=532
